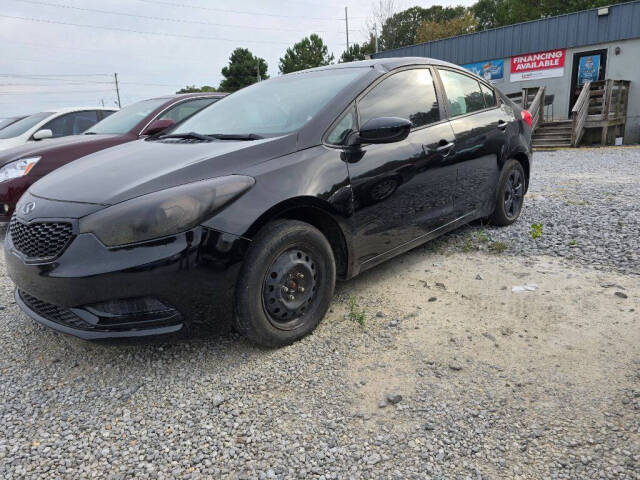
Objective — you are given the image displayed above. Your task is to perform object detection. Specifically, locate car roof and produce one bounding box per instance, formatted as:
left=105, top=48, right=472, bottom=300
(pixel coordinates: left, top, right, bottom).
left=285, top=57, right=461, bottom=75
left=46, top=107, right=120, bottom=114
left=146, top=92, right=228, bottom=102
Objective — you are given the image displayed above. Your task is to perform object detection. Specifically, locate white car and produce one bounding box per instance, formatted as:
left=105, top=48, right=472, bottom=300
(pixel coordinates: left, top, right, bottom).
left=0, top=107, right=117, bottom=152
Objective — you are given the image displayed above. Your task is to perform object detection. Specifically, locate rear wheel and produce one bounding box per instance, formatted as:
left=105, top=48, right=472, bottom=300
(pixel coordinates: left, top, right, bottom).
left=489, top=159, right=526, bottom=226
left=234, top=220, right=336, bottom=347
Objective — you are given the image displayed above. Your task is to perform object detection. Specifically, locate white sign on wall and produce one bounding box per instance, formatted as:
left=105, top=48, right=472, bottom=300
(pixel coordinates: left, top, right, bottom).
left=510, top=49, right=566, bottom=82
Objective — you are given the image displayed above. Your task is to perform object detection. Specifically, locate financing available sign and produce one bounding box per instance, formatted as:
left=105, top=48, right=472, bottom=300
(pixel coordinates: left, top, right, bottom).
left=510, top=49, right=566, bottom=82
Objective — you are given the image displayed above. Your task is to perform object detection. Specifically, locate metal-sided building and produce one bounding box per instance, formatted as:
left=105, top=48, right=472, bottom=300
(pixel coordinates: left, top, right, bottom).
left=372, top=1, right=640, bottom=145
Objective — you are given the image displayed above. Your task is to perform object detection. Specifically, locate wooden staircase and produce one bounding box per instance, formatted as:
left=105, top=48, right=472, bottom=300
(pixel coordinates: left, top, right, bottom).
left=532, top=120, right=572, bottom=149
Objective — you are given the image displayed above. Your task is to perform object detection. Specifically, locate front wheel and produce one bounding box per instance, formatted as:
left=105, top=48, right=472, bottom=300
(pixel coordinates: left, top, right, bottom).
left=234, top=220, right=336, bottom=347
left=489, top=159, right=526, bottom=226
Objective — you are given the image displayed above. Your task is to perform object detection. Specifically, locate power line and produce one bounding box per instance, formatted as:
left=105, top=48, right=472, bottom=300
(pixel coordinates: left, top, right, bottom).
left=9, top=0, right=346, bottom=33
left=0, top=73, right=111, bottom=77
left=0, top=14, right=294, bottom=44
left=132, top=0, right=362, bottom=21
left=0, top=39, right=215, bottom=64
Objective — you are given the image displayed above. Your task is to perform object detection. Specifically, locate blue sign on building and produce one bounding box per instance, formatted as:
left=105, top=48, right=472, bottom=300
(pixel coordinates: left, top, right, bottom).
left=578, top=55, right=600, bottom=85
left=462, top=59, right=504, bottom=83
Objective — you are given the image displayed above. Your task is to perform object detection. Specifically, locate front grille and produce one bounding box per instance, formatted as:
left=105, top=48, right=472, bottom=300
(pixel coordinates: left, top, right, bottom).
left=19, top=290, right=93, bottom=330
left=9, top=216, right=73, bottom=260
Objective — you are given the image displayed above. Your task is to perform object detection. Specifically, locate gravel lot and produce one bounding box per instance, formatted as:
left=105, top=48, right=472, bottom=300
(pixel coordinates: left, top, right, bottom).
left=1, top=147, right=638, bottom=479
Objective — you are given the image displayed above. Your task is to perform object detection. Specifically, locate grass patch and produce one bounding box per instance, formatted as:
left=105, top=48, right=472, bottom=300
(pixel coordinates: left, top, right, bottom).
left=530, top=222, right=543, bottom=239
left=348, top=295, right=366, bottom=327
left=488, top=241, right=508, bottom=253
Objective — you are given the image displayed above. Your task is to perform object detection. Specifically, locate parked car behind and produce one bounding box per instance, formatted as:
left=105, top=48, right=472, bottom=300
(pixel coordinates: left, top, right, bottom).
left=5, top=58, right=532, bottom=347
left=0, top=108, right=117, bottom=152
left=0, top=93, right=225, bottom=221
left=0, top=116, right=28, bottom=131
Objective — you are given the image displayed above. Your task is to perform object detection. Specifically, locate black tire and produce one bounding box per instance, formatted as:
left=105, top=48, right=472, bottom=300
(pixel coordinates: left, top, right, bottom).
left=489, top=159, right=526, bottom=226
left=234, top=220, right=336, bottom=347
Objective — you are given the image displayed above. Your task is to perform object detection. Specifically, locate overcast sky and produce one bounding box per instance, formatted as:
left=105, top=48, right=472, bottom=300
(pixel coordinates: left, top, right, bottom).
left=1, top=0, right=475, bottom=116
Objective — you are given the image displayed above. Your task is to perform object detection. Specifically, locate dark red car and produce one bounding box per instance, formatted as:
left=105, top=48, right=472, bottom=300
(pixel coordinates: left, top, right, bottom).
left=0, top=93, right=225, bottom=222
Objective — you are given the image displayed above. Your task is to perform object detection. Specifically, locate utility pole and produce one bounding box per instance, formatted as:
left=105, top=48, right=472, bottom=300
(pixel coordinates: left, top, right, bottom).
left=374, top=24, right=379, bottom=53
left=114, top=73, right=121, bottom=108
left=257, top=58, right=261, bottom=82
left=345, top=6, right=349, bottom=50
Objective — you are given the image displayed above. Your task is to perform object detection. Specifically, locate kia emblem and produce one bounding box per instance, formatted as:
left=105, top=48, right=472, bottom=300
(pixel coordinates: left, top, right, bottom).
left=22, top=201, right=36, bottom=215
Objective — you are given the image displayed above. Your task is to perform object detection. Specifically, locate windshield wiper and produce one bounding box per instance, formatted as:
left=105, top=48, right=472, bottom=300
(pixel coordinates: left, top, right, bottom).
left=157, top=132, right=215, bottom=141
left=207, top=133, right=264, bottom=141
left=84, top=132, right=97, bottom=135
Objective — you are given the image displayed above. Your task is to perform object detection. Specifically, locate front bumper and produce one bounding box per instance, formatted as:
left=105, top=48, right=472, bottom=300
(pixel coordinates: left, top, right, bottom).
left=5, top=225, right=249, bottom=340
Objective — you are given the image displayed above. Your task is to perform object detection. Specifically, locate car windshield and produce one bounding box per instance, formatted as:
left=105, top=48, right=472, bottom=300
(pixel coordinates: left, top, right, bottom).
left=0, top=112, right=52, bottom=139
left=0, top=117, right=21, bottom=130
left=86, top=98, right=169, bottom=135
left=173, top=67, right=369, bottom=137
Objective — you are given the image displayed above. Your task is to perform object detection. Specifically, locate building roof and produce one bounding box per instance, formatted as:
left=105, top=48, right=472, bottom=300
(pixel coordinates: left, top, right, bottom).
left=372, top=1, right=640, bottom=65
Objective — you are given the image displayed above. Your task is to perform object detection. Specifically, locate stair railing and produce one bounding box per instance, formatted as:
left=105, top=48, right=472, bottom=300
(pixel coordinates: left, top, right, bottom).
left=571, top=81, right=591, bottom=146
left=528, top=86, right=545, bottom=132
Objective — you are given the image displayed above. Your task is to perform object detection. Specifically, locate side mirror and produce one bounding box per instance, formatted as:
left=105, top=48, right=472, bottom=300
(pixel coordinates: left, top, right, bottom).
left=351, top=117, right=412, bottom=145
left=32, top=129, right=53, bottom=141
left=141, top=119, right=175, bottom=136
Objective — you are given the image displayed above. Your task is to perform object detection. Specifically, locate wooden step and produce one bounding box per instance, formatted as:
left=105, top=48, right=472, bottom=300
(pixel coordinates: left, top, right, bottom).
left=540, top=121, right=571, bottom=127
left=534, top=133, right=572, bottom=141
left=536, top=128, right=572, bottom=135
left=532, top=141, right=573, bottom=149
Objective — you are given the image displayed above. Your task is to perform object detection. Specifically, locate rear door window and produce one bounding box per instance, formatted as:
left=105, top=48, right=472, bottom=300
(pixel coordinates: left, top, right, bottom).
left=480, top=84, right=497, bottom=108
left=43, top=111, right=99, bottom=137
left=438, top=69, right=486, bottom=117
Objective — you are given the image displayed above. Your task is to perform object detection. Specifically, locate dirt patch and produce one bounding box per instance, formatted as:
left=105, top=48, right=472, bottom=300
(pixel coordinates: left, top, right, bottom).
left=343, top=251, right=638, bottom=432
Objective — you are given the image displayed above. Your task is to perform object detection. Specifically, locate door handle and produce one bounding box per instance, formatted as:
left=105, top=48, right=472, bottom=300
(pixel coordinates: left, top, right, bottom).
left=497, top=120, right=508, bottom=130
left=436, top=141, right=455, bottom=153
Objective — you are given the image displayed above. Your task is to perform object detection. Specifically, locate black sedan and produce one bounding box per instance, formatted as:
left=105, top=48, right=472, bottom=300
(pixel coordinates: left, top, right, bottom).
left=5, top=58, right=532, bottom=347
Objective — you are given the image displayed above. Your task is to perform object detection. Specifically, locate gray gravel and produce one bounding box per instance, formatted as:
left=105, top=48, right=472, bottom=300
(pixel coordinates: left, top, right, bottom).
left=437, top=147, right=640, bottom=275
left=0, top=147, right=639, bottom=479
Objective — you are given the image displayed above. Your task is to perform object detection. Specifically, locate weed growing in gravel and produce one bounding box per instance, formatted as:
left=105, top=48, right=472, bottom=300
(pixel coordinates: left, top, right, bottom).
left=462, top=229, right=492, bottom=252
left=488, top=241, right=508, bottom=253
left=617, top=219, right=624, bottom=230
left=530, top=222, right=543, bottom=239
left=568, top=239, right=578, bottom=246
left=567, top=199, right=589, bottom=206
left=348, top=295, right=366, bottom=326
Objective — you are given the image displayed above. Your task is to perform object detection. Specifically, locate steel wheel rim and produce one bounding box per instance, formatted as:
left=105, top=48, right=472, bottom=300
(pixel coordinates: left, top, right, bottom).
left=504, top=170, right=523, bottom=219
left=262, top=248, right=318, bottom=330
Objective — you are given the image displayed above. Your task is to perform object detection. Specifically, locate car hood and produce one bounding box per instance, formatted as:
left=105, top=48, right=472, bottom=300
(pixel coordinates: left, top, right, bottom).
left=0, top=134, right=125, bottom=166
left=30, top=135, right=296, bottom=206
left=0, top=137, right=26, bottom=152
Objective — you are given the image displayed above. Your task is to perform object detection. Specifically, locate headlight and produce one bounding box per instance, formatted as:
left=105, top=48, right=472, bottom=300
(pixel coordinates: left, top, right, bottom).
left=79, top=175, right=255, bottom=246
left=0, top=156, right=41, bottom=182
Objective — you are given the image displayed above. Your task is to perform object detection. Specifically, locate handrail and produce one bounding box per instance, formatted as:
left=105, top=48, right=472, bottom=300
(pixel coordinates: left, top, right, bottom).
left=527, top=86, right=545, bottom=132
left=571, top=81, right=591, bottom=146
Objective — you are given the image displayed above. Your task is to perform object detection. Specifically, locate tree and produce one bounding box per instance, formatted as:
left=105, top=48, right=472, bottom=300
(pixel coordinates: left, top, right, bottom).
left=279, top=34, right=334, bottom=74
left=416, top=11, right=478, bottom=43
left=377, top=5, right=465, bottom=50
left=219, top=48, right=268, bottom=92
left=339, top=43, right=373, bottom=63
left=176, top=85, right=218, bottom=94
left=471, top=0, right=629, bottom=31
